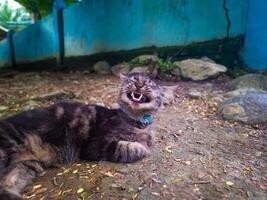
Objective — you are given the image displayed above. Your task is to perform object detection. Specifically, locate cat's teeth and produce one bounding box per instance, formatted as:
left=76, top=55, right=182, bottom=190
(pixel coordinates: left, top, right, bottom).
left=131, top=92, right=143, bottom=101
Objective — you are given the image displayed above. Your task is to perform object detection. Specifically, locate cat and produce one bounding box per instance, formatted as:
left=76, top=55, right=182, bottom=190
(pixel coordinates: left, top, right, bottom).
left=0, top=73, right=167, bottom=200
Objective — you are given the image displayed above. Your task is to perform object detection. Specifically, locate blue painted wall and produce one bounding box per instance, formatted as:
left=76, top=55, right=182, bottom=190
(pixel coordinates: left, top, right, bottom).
left=0, top=39, right=11, bottom=67
left=13, top=16, right=59, bottom=64
left=64, top=0, right=248, bottom=56
left=243, top=0, right=267, bottom=70
left=0, top=0, right=248, bottom=68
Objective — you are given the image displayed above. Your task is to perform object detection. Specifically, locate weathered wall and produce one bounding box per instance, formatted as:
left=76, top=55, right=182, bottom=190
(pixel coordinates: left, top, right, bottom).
left=13, top=17, right=59, bottom=64
left=64, top=0, right=248, bottom=56
left=0, top=39, right=11, bottom=67
left=0, top=0, right=248, bottom=68
left=243, top=0, right=267, bottom=70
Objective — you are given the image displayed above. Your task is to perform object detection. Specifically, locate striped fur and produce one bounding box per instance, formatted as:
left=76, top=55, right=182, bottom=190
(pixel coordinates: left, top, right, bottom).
left=0, top=73, right=162, bottom=199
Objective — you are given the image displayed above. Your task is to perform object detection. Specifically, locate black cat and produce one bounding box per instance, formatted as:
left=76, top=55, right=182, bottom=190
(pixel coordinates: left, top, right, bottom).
left=0, top=73, right=164, bottom=199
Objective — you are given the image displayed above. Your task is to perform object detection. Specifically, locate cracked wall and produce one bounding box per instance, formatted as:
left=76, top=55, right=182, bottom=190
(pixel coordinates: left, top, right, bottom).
left=0, top=0, right=249, bottom=68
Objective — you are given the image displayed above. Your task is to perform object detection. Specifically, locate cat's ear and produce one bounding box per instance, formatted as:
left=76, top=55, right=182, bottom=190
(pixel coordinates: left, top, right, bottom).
left=159, top=85, right=178, bottom=105
left=119, top=73, right=130, bottom=82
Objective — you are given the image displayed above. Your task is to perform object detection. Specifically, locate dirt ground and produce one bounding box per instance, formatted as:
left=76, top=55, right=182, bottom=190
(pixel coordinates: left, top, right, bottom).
left=0, top=71, right=266, bottom=200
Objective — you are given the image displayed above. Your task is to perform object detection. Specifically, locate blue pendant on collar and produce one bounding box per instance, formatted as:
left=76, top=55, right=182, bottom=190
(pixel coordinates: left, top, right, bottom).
left=120, top=107, right=153, bottom=124
left=141, top=114, right=153, bottom=124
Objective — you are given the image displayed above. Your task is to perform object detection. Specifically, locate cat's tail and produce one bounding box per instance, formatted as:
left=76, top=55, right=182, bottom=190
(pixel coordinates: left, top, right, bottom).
left=0, top=123, right=57, bottom=200
left=0, top=160, right=46, bottom=200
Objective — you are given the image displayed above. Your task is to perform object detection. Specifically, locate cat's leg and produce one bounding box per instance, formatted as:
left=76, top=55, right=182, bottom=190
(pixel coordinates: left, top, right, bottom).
left=105, top=133, right=153, bottom=163
left=114, top=141, right=150, bottom=163
left=0, top=160, right=45, bottom=200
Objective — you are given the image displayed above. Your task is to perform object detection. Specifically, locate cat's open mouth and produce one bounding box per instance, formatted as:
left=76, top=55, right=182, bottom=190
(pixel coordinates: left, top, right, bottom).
left=127, top=92, right=150, bottom=103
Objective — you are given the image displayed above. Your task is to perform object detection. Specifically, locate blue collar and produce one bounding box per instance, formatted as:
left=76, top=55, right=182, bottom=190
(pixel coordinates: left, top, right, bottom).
left=120, top=107, right=153, bottom=125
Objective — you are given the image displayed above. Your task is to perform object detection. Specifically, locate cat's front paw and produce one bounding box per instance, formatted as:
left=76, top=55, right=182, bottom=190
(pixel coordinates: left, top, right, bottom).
left=114, top=141, right=150, bottom=163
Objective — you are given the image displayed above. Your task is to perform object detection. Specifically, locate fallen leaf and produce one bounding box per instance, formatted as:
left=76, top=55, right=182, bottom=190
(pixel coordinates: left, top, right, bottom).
left=151, top=192, right=160, bottom=196
left=226, top=181, right=234, bottom=186
left=33, top=184, right=42, bottom=190
left=104, top=171, right=115, bottom=177
left=197, top=171, right=205, bottom=179
left=77, top=188, right=84, bottom=194
left=165, top=145, right=173, bottom=153
left=62, top=189, right=72, bottom=196
left=132, top=193, right=139, bottom=200
left=35, top=187, right=48, bottom=194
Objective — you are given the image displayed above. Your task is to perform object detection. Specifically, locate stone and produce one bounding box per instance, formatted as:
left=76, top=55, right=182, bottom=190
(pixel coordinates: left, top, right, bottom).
left=177, top=59, right=227, bottom=81
left=200, top=56, right=216, bottom=63
left=223, top=88, right=265, bottom=98
left=226, top=74, right=267, bottom=91
left=93, top=61, right=111, bottom=75
left=219, top=91, right=267, bottom=124
left=170, top=62, right=181, bottom=78
left=116, top=168, right=130, bottom=174
left=131, top=55, right=159, bottom=65
left=130, top=66, right=150, bottom=75
left=22, top=100, right=39, bottom=111
left=82, top=70, right=91, bottom=75
left=187, top=89, right=202, bottom=98
left=111, top=63, right=131, bottom=77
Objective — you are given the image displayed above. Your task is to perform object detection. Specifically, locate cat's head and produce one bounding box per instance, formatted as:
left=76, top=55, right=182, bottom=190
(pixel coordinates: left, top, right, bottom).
left=118, top=73, right=163, bottom=120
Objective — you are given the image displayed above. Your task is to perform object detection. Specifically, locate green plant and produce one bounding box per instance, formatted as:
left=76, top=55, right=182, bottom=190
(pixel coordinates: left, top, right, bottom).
left=0, top=1, right=30, bottom=29
left=15, top=0, right=75, bottom=21
left=228, top=66, right=251, bottom=78
left=156, top=58, right=173, bottom=70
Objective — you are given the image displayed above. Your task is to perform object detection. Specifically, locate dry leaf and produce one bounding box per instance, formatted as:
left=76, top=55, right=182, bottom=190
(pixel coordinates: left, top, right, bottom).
left=35, top=187, right=48, bottom=194
left=104, top=171, right=115, bottom=177
left=165, top=145, right=173, bottom=153
left=151, top=192, right=160, bottom=196
left=77, top=188, right=84, bottom=194
left=226, top=181, right=234, bottom=186
left=33, top=184, right=42, bottom=190
left=62, top=189, right=72, bottom=196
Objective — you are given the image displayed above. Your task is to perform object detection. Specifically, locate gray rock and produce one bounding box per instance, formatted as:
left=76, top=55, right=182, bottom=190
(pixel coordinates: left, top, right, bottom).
left=219, top=91, right=267, bottom=124
left=187, top=89, right=202, bottom=98
left=177, top=59, right=227, bottom=81
left=223, top=88, right=265, bottom=98
left=131, top=55, right=159, bottom=65
left=111, top=63, right=131, bottom=77
left=201, top=56, right=216, bottom=63
left=93, top=61, right=111, bottom=75
left=116, top=168, right=130, bottom=174
left=226, top=74, right=267, bottom=91
left=170, top=61, right=181, bottom=78
left=130, top=66, right=150, bottom=75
